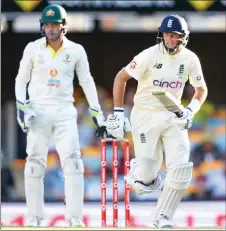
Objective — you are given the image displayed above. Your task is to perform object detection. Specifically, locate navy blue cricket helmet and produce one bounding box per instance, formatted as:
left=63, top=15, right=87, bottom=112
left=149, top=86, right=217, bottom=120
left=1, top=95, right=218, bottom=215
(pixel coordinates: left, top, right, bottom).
left=157, top=15, right=190, bottom=52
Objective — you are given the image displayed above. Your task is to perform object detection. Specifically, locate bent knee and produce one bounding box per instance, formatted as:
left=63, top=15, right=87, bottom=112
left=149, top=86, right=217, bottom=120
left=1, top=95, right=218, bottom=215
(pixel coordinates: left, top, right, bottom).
left=136, top=168, right=157, bottom=185
left=136, top=158, right=159, bottom=184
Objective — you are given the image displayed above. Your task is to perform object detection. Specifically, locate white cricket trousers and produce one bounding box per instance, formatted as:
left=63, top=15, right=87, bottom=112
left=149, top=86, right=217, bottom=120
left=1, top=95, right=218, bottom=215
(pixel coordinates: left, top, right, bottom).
left=26, top=103, right=81, bottom=166
left=130, top=106, right=190, bottom=184
left=24, top=103, right=84, bottom=221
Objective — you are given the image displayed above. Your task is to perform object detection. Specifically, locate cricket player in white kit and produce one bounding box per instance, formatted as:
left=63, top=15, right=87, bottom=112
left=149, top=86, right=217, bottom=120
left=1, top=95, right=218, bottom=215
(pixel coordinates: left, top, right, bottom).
left=15, top=5, right=107, bottom=227
left=106, top=15, right=208, bottom=228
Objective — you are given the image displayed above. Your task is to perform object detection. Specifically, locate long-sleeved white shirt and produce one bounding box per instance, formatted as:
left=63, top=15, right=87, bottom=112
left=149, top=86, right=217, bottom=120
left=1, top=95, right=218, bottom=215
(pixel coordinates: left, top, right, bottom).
left=124, top=43, right=206, bottom=110
left=15, top=36, right=100, bottom=110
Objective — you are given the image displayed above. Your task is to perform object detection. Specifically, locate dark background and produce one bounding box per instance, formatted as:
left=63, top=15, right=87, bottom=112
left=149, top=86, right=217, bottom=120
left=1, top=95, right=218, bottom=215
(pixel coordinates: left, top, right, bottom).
left=2, top=31, right=226, bottom=105
left=2, top=0, right=226, bottom=12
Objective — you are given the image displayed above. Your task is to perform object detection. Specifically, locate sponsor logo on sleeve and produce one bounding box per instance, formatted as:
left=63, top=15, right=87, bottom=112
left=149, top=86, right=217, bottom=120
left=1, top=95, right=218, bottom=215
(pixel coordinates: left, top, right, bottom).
left=196, top=76, right=201, bottom=81
left=129, top=60, right=137, bottom=69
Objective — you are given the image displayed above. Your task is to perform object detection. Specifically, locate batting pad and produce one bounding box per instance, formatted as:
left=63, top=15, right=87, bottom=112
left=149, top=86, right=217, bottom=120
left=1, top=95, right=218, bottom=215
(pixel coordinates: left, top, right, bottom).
left=24, top=161, right=45, bottom=218
left=63, top=158, right=84, bottom=221
left=152, top=162, right=193, bottom=223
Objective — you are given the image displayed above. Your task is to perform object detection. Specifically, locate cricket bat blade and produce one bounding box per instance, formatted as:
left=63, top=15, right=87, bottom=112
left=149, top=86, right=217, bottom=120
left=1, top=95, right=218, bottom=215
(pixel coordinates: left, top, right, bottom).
left=152, top=91, right=183, bottom=117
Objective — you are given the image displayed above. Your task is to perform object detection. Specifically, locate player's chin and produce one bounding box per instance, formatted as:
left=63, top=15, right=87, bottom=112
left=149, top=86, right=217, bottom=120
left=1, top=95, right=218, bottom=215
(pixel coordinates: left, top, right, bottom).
left=46, top=34, right=60, bottom=41
left=165, top=44, right=177, bottom=50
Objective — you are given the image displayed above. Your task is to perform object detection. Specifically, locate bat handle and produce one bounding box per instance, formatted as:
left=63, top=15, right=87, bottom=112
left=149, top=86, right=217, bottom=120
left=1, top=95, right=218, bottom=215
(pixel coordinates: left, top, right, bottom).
left=175, top=111, right=183, bottom=118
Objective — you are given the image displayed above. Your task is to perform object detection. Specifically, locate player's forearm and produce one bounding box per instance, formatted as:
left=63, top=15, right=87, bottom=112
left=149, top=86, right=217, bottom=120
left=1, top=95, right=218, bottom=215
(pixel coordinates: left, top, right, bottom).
left=15, top=78, right=28, bottom=103
left=113, top=68, right=130, bottom=108
left=193, top=86, right=208, bottom=105
left=187, top=85, right=208, bottom=114
left=80, top=77, right=101, bottom=110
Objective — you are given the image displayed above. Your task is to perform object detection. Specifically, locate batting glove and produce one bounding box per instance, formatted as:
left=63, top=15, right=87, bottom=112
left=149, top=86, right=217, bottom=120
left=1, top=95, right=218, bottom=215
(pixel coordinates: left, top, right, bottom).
left=172, top=107, right=193, bottom=129
left=89, top=107, right=108, bottom=139
left=172, top=99, right=201, bottom=130
left=106, top=108, right=131, bottom=140
left=16, top=100, right=36, bottom=133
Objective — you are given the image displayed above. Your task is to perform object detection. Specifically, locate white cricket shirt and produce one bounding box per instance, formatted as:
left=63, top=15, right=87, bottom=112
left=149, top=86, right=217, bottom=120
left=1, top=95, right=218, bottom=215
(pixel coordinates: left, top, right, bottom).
left=125, top=43, right=206, bottom=111
left=15, top=36, right=100, bottom=109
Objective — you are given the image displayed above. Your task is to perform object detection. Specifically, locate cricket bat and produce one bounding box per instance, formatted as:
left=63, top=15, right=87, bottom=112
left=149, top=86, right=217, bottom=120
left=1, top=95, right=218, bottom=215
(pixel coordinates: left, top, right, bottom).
left=152, top=91, right=183, bottom=118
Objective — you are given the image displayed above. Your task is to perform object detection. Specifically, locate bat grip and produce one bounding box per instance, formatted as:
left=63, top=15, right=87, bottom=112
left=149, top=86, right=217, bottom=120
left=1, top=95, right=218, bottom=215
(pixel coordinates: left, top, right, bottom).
left=175, top=111, right=183, bottom=118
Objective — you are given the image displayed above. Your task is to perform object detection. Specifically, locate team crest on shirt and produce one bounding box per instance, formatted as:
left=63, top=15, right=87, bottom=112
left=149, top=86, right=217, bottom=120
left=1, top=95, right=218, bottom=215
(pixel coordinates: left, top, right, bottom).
left=178, top=64, right=184, bottom=74
left=177, top=64, right=185, bottom=79
left=63, top=54, right=72, bottom=63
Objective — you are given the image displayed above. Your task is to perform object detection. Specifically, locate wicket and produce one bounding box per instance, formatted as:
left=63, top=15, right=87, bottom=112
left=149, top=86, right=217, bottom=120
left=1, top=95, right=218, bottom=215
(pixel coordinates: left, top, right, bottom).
left=100, top=138, right=130, bottom=227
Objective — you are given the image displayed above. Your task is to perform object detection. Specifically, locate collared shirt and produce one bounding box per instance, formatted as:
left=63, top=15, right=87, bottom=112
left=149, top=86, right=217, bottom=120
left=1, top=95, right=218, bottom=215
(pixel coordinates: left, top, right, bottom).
left=15, top=36, right=100, bottom=109
left=125, top=43, right=206, bottom=111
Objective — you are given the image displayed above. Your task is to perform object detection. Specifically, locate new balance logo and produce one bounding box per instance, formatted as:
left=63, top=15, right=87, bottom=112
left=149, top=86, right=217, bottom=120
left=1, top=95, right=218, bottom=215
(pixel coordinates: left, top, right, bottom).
left=153, top=63, right=163, bottom=69
left=140, top=133, right=146, bottom=143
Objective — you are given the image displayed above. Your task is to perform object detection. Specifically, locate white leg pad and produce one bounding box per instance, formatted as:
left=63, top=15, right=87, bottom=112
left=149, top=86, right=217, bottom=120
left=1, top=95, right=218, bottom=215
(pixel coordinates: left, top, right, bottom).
left=24, top=161, right=45, bottom=219
left=152, top=162, right=193, bottom=224
left=63, top=158, right=84, bottom=221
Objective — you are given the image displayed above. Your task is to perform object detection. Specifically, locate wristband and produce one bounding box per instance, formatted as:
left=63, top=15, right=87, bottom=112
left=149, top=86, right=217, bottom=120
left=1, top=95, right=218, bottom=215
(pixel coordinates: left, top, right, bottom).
left=114, top=107, right=124, bottom=119
left=89, top=107, right=102, bottom=117
left=187, top=99, right=201, bottom=114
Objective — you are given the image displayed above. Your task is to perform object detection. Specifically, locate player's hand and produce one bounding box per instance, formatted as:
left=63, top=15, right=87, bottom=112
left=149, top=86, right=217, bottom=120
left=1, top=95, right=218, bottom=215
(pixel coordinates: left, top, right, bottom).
left=172, top=107, right=194, bottom=129
left=89, top=107, right=108, bottom=139
left=106, top=114, right=124, bottom=139
left=106, top=108, right=131, bottom=140
left=16, top=100, right=36, bottom=133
